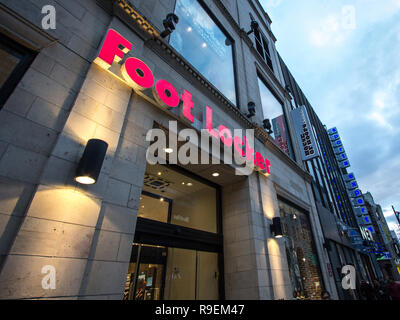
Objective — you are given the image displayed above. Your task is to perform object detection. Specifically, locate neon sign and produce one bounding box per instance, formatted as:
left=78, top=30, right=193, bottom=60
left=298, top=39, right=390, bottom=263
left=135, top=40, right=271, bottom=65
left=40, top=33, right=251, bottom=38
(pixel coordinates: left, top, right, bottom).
left=94, top=29, right=271, bottom=175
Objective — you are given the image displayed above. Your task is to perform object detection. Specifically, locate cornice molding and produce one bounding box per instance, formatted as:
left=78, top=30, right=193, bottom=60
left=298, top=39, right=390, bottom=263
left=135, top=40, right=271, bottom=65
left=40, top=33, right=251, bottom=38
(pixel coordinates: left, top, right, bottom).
left=115, top=0, right=159, bottom=37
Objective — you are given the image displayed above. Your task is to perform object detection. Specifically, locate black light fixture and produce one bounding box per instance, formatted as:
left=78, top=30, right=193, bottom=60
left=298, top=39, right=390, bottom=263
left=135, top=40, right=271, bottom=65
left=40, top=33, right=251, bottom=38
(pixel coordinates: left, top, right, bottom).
left=270, top=217, right=283, bottom=238
left=247, top=101, right=256, bottom=118
left=246, top=20, right=259, bottom=35
left=263, top=118, right=273, bottom=134
left=74, top=139, right=108, bottom=185
left=160, top=13, right=179, bottom=38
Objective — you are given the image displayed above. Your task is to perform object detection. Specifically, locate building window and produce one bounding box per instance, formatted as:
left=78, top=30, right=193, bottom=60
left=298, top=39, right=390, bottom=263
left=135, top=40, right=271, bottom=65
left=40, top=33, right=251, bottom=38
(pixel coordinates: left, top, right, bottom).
left=254, top=29, right=273, bottom=71
left=278, top=198, right=324, bottom=300
left=170, top=0, right=237, bottom=104
left=257, top=75, right=294, bottom=158
left=0, top=33, right=35, bottom=108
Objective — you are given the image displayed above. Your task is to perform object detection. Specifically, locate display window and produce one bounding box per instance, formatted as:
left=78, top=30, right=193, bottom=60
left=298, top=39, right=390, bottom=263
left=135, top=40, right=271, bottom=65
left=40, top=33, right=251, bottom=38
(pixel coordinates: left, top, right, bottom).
left=278, top=198, right=323, bottom=299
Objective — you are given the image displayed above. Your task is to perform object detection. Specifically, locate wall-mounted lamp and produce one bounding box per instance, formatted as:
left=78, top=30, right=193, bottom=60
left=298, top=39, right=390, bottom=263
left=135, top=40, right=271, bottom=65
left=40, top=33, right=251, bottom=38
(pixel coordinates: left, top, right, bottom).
left=270, top=217, right=283, bottom=238
left=160, top=13, right=179, bottom=38
left=74, top=139, right=108, bottom=185
left=246, top=20, right=259, bottom=35
left=247, top=101, right=256, bottom=118
left=263, top=118, right=273, bottom=134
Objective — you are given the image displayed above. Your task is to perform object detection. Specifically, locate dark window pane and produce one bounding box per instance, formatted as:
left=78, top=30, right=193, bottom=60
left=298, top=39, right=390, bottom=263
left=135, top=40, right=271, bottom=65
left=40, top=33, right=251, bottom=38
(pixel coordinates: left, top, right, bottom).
left=0, top=45, right=21, bottom=88
left=0, top=34, right=35, bottom=108
left=255, top=39, right=264, bottom=59
left=170, top=0, right=236, bottom=104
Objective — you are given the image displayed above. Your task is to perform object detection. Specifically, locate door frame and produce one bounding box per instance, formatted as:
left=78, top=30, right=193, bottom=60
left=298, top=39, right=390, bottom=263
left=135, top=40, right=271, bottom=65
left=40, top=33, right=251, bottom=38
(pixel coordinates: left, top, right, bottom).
left=133, top=164, right=225, bottom=299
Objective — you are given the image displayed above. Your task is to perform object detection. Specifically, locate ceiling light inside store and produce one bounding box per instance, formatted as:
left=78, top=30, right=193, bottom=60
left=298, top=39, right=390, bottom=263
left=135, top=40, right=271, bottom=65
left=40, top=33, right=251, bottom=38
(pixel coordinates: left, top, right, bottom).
left=187, top=183, right=193, bottom=186
left=212, top=172, right=220, bottom=177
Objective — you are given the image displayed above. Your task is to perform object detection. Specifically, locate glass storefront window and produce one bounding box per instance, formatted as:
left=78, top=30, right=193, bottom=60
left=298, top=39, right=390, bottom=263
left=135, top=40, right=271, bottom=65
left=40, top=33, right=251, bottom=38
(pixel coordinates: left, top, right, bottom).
left=258, top=76, right=294, bottom=158
left=278, top=199, right=323, bottom=300
left=140, top=163, right=218, bottom=233
left=137, top=193, right=169, bottom=223
left=170, top=0, right=236, bottom=104
left=124, top=244, right=219, bottom=300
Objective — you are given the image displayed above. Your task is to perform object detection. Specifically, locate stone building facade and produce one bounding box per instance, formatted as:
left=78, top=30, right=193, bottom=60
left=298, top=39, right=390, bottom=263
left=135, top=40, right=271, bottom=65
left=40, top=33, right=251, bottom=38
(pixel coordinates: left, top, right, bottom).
left=0, top=0, right=338, bottom=299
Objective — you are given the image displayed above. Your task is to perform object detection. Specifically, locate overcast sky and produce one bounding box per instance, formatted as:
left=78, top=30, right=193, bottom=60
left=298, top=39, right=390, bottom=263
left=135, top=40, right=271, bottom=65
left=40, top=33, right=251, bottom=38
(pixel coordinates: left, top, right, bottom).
left=259, top=0, right=400, bottom=235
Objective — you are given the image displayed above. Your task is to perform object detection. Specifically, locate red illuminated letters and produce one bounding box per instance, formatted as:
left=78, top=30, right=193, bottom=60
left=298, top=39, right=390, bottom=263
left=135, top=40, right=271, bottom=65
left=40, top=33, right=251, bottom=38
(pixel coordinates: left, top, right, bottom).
left=95, top=29, right=132, bottom=69
left=234, top=136, right=245, bottom=156
left=206, top=106, right=219, bottom=139
left=218, top=125, right=232, bottom=147
left=181, top=90, right=195, bottom=123
left=94, top=28, right=272, bottom=176
left=153, top=79, right=180, bottom=108
left=121, top=57, right=154, bottom=91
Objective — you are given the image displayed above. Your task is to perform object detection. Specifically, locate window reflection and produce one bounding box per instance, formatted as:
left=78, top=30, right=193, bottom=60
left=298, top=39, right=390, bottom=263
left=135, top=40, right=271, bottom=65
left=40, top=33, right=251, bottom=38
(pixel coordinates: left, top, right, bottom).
left=170, top=0, right=236, bottom=104
left=278, top=200, right=323, bottom=300
left=258, top=76, right=294, bottom=158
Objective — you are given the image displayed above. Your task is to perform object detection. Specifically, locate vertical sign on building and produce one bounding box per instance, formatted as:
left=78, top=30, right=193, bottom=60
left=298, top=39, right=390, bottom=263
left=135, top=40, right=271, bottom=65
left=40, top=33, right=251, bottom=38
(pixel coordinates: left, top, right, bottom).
left=290, top=105, right=320, bottom=160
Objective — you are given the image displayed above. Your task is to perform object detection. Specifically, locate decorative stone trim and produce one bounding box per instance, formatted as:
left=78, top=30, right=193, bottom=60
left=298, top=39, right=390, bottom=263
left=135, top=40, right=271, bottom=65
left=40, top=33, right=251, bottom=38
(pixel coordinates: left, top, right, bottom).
left=116, top=0, right=160, bottom=37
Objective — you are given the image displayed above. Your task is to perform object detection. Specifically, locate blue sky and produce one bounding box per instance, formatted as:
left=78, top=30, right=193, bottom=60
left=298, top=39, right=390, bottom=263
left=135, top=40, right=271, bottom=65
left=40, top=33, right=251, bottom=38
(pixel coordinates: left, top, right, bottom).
left=259, top=0, right=400, bottom=235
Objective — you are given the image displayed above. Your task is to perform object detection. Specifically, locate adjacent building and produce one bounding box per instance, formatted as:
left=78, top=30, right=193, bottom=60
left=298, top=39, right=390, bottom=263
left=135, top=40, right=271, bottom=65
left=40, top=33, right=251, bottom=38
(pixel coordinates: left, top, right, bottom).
left=278, top=56, right=389, bottom=299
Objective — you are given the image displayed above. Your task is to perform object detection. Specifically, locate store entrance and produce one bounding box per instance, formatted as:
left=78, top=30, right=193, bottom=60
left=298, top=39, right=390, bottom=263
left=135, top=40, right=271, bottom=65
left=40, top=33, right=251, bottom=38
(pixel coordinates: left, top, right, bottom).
left=123, top=243, right=219, bottom=300
left=123, top=164, right=223, bottom=300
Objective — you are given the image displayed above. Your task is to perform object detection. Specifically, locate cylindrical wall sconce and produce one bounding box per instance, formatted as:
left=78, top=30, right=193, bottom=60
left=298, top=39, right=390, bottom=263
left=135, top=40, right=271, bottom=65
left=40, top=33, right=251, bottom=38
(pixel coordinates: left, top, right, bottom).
left=270, top=217, right=283, bottom=238
left=74, top=139, right=108, bottom=185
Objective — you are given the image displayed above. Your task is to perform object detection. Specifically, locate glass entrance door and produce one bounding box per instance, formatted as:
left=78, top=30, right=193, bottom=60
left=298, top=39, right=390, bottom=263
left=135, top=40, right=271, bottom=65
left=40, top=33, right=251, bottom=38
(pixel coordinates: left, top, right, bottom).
left=123, top=244, right=219, bottom=300
left=123, top=244, right=166, bottom=300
